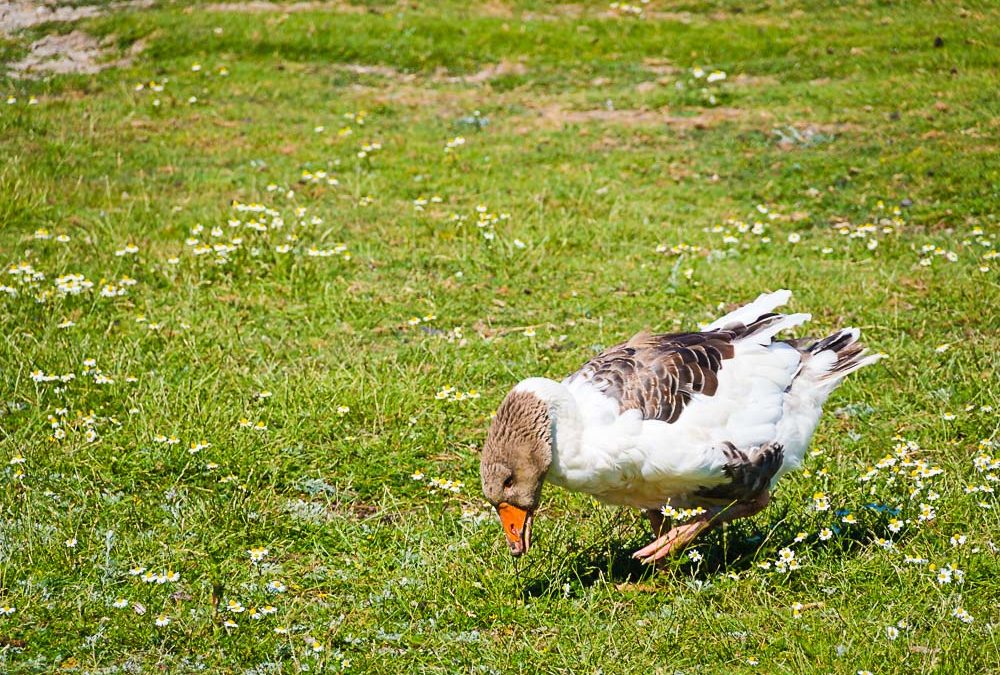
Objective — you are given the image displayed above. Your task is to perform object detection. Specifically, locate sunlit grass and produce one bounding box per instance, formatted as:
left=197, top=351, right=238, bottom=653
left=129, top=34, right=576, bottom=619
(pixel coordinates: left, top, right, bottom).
left=0, top=1, right=998, bottom=672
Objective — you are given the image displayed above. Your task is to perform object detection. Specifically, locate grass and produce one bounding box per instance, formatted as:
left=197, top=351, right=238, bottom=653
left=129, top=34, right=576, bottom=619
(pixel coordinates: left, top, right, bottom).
left=1, top=0, right=998, bottom=672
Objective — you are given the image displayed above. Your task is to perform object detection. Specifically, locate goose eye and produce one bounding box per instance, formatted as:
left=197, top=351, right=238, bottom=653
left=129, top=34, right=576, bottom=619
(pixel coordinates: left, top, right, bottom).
left=503, top=476, right=514, bottom=489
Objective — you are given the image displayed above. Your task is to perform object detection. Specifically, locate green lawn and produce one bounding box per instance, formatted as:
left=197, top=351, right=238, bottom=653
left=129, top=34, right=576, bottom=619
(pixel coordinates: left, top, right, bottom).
left=1, top=0, right=998, bottom=672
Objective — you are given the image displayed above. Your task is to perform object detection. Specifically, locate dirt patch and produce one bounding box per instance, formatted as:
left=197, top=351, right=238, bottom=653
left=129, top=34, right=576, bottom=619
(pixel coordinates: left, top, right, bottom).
left=340, top=62, right=416, bottom=81
left=772, top=121, right=861, bottom=148
left=1, top=1, right=101, bottom=34
left=644, top=9, right=781, bottom=25
left=642, top=57, right=678, bottom=77
left=478, top=0, right=514, bottom=18
left=509, top=103, right=856, bottom=141
left=522, top=3, right=584, bottom=21
left=441, top=59, right=528, bottom=84
left=522, top=104, right=748, bottom=131
left=202, top=1, right=366, bottom=13
left=731, top=73, right=780, bottom=88
left=510, top=4, right=778, bottom=24
left=350, top=83, right=483, bottom=115
left=337, top=59, right=528, bottom=86
left=7, top=30, right=145, bottom=78
left=2, top=0, right=151, bottom=77
left=0, top=0, right=153, bottom=36
left=342, top=81, right=758, bottom=133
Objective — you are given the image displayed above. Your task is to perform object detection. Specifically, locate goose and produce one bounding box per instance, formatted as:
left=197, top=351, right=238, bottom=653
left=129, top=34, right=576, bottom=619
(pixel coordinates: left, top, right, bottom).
left=479, top=289, right=882, bottom=563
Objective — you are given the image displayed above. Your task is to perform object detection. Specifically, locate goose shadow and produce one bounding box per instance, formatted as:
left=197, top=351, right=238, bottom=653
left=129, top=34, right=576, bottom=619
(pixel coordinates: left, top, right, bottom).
left=517, top=501, right=906, bottom=599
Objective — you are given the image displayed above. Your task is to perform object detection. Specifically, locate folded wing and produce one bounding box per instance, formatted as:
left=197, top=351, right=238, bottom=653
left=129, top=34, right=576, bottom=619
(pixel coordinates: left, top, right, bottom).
left=566, top=309, right=807, bottom=426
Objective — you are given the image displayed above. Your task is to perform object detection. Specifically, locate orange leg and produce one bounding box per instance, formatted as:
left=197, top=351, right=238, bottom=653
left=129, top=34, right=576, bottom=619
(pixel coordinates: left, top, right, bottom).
left=633, top=492, right=771, bottom=564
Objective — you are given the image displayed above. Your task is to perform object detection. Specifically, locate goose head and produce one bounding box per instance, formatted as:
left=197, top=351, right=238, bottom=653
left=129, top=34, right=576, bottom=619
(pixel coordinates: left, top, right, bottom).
left=480, top=388, right=553, bottom=556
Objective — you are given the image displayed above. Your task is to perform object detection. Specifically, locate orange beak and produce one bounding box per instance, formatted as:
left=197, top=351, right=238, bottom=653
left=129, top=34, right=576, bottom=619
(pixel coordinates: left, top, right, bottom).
left=497, top=502, right=533, bottom=556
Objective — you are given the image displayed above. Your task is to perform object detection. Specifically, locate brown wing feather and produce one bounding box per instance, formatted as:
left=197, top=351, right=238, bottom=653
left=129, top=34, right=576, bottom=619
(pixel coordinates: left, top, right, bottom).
left=569, top=331, right=731, bottom=423
left=569, top=314, right=783, bottom=424
left=694, top=442, right=785, bottom=502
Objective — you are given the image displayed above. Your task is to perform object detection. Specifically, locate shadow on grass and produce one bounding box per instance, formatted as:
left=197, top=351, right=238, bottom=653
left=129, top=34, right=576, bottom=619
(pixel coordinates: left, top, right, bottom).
left=515, top=500, right=910, bottom=599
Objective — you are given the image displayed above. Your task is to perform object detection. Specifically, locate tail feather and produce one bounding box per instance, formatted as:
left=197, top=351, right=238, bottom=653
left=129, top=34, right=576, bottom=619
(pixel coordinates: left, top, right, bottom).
left=740, top=312, right=812, bottom=345
left=705, top=289, right=792, bottom=332
left=804, top=328, right=884, bottom=384
left=774, top=327, right=883, bottom=483
left=702, top=291, right=883, bottom=383
left=703, top=290, right=809, bottom=346
left=808, top=327, right=860, bottom=355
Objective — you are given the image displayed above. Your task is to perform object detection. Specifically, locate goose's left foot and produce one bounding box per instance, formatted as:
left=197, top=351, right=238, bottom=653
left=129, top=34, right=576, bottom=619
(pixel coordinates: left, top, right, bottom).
left=633, top=491, right=771, bottom=564
left=632, top=512, right=716, bottom=564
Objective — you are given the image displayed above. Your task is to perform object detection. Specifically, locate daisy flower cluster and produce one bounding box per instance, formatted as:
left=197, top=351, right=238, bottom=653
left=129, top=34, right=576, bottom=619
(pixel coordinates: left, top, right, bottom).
left=113, top=564, right=186, bottom=628
left=179, top=201, right=351, bottom=265
left=758, top=546, right=802, bottom=573
left=133, top=62, right=228, bottom=108
left=775, top=426, right=996, bottom=631
left=133, top=78, right=168, bottom=107
left=698, top=200, right=898, bottom=260
left=674, top=65, right=730, bottom=106
left=1, top=261, right=43, bottom=297
left=5, top=94, right=39, bottom=105
left=411, top=472, right=464, bottom=494
left=3, top=260, right=135, bottom=304
left=475, top=205, right=511, bottom=241
left=967, top=440, right=999, bottom=503
left=412, top=195, right=444, bottom=212
left=685, top=199, right=995, bottom=286
left=822, top=200, right=903, bottom=254
left=357, top=141, right=382, bottom=160
left=444, top=136, right=466, bottom=153
left=659, top=503, right=707, bottom=523
left=222, top=595, right=280, bottom=630
left=299, top=168, right=340, bottom=186
left=434, top=386, right=481, bottom=402
left=152, top=435, right=220, bottom=466
left=133, top=567, right=182, bottom=584
left=45, top=407, right=120, bottom=444
left=918, top=225, right=995, bottom=272
left=29, top=369, right=75, bottom=385
left=318, top=109, right=368, bottom=137
left=692, top=66, right=727, bottom=83
left=929, top=561, right=965, bottom=585
left=31, top=228, right=70, bottom=242
left=115, top=545, right=293, bottom=635
left=608, top=2, right=647, bottom=17
left=448, top=204, right=511, bottom=242
left=222, top=600, right=275, bottom=628
left=238, top=417, right=268, bottom=431
left=654, top=242, right=704, bottom=257
left=951, top=607, right=975, bottom=624
left=855, top=438, right=950, bottom=506
left=705, top=206, right=776, bottom=248
left=54, top=273, right=95, bottom=296
left=338, top=109, right=367, bottom=136
left=406, top=313, right=437, bottom=327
